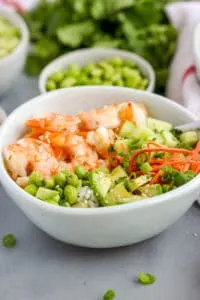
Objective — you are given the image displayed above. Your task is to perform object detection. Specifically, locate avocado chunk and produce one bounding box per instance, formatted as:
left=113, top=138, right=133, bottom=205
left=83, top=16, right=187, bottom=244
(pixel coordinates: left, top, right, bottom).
left=180, top=131, right=198, bottom=147
left=139, top=184, right=163, bottom=197
left=128, top=175, right=152, bottom=192
left=104, top=182, right=140, bottom=206
left=147, top=117, right=172, bottom=132
left=119, top=121, right=136, bottom=138
left=89, top=171, right=112, bottom=206
left=161, top=131, right=179, bottom=148
left=111, top=166, right=127, bottom=182
left=36, top=187, right=60, bottom=205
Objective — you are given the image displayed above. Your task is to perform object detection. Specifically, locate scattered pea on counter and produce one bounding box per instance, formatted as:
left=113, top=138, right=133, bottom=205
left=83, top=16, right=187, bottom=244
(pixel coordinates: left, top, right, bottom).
left=46, top=57, right=149, bottom=91
left=0, top=16, right=21, bottom=59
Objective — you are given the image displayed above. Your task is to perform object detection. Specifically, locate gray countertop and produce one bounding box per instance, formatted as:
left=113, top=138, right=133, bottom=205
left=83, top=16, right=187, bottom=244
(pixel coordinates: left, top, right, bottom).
left=1, top=75, right=200, bottom=300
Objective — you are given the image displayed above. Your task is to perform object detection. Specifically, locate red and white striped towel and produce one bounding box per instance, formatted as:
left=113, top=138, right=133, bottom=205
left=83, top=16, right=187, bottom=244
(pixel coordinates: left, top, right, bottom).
left=166, top=2, right=200, bottom=119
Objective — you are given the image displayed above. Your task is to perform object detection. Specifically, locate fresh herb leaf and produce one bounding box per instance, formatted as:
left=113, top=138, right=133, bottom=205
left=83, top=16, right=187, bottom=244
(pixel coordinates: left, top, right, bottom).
left=57, top=20, right=96, bottom=48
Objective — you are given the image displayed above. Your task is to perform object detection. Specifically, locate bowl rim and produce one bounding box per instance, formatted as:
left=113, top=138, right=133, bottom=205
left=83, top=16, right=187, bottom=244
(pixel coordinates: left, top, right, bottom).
left=0, top=86, right=199, bottom=216
left=38, top=48, right=156, bottom=94
left=0, top=7, right=29, bottom=65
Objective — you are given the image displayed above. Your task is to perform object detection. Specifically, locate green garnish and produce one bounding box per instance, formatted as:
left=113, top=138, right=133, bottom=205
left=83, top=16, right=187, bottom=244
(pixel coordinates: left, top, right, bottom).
left=138, top=272, right=156, bottom=285
left=2, top=233, right=16, bottom=248
left=103, top=289, right=116, bottom=300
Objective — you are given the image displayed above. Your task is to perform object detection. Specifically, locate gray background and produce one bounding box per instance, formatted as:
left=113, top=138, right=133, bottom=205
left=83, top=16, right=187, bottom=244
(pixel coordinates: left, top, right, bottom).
left=1, top=75, right=200, bottom=300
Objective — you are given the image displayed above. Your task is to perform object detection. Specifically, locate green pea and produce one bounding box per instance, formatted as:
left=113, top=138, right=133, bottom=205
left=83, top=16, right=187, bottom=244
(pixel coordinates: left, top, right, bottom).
left=60, top=201, right=70, bottom=207
left=90, top=77, right=102, bottom=85
left=29, top=171, right=44, bottom=187
left=60, top=77, right=77, bottom=88
left=55, top=185, right=64, bottom=198
left=64, top=185, right=78, bottom=205
left=66, top=174, right=79, bottom=187
left=78, top=75, right=90, bottom=85
left=124, top=60, right=136, bottom=68
left=108, top=56, right=123, bottom=67
left=90, top=67, right=103, bottom=77
left=44, top=177, right=55, bottom=189
left=75, top=166, right=89, bottom=179
left=46, top=80, right=57, bottom=91
left=24, top=183, right=38, bottom=196
left=50, top=71, right=64, bottom=83
left=83, top=63, right=96, bottom=74
left=54, top=172, right=66, bottom=187
left=67, top=64, right=80, bottom=76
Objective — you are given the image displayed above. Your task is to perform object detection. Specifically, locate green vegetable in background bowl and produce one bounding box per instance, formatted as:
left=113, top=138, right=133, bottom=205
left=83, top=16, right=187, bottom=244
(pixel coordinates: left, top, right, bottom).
left=20, top=0, right=177, bottom=94
left=46, top=57, right=149, bottom=91
left=0, top=16, right=21, bottom=59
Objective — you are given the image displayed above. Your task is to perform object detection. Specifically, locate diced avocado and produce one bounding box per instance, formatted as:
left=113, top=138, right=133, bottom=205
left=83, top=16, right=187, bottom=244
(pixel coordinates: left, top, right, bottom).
left=139, top=184, right=163, bottom=197
left=180, top=131, right=198, bottom=147
left=104, top=182, right=135, bottom=206
left=162, top=131, right=179, bottom=148
left=114, top=139, right=130, bottom=154
left=36, top=187, right=60, bottom=204
left=147, top=118, right=172, bottom=132
left=128, top=175, right=152, bottom=192
left=111, top=166, right=127, bottom=182
left=72, top=200, right=89, bottom=208
left=119, top=121, right=136, bottom=138
left=89, top=171, right=112, bottom=206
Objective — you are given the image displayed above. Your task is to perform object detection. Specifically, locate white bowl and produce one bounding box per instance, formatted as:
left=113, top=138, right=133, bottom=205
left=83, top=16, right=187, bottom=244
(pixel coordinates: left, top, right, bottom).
left=0, top=8, right=29, bottom=96
left=39, top=48, right=155, bottom=94
left=194, top=22, right=200, bottom=81
left=0, top=87, right=199, bottom=248
left=0, top=106, right=6, bottom=127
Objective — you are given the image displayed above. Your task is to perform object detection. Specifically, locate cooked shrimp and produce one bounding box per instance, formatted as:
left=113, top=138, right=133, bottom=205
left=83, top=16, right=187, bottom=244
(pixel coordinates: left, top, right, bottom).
left=78, top=104, right=121, bottom=130
left=118, top=102, right=147, bottom=125
left=78, top=102, right=147, bottom=131
left=86, top=127, right=116, bottom=158
left=64, top=135, right=101, bottom=170
left=4, top=138, right=59, bottom=179
left=26, top=113, right=80, bottom=134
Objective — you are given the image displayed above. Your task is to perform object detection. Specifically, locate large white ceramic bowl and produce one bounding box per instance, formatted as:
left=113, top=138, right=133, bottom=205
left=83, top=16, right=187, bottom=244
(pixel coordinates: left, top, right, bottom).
left=194, top=22, right=200, bottom=81
left=0, top=8, right=29, bottom=97
left=39, top=48, right=155, bottom=94
left=0, top=87, right=199, bottom=248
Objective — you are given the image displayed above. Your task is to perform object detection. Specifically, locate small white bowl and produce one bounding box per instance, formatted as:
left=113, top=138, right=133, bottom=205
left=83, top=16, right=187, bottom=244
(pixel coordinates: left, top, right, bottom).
left=0, top=8, right=29, bottom=96
left=39, top=48, right=155, bottom=94
left=0, top=87, right=199, bottom=248
left=194, top=22, right=200, bottom=81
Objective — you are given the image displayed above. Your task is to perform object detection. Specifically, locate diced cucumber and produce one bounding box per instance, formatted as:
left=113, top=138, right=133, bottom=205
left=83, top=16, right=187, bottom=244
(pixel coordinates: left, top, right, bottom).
left=128, top=175, right=152, bottom=192
left=162, top=131, right=179, bottom=148
left=119, top=121, right=136, bottom=138
left=152, top=133, right=165, bottom=145
left=180, top=131, right=198, bottom=147
left=147, top=118, right=172, bottom=132
left=89, top=171, right=112, bottom=206
left=111, top=166, right=127, bottom=182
